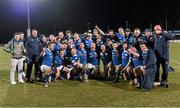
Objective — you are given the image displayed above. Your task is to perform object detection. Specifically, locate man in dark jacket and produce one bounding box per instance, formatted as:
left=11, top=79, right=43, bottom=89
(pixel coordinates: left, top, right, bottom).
left=130, top=28, right=144, bottom=51
left=25, top=29, right=41, bottom=82
left=129, top=42, right=156, bottom=91
left=144, top=29, right=155, bottom=50
left=154, top=25, right=174, bottom=88
left=140, top=43, right=157, bottom=91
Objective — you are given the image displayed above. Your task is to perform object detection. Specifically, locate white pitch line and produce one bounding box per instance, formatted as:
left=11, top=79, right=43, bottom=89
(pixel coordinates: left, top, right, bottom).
left=170, top=59, right=180, bottom=66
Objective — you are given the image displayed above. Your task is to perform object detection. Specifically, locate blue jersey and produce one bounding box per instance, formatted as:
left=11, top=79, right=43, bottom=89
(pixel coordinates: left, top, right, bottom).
left=80, top=34, right=86, bottom=40
left=74, top=39, right=81, bottom=49
left=141, top=50, right=148, bottom=66
left=112, top=50, right=121, bottom=66
left=88, top=50, right=99, bottom=65
left=78, top=49, right=87, bottom=64
left=100, top=51, right=111, bottom=65
left=92, top=34, right=97, bottom=41
left=115, top=33, right=126, bottom=44
left=96, top=40, right=104, bottom=48
left=53, top=42, right=61, bottom=55
left=69, top=55, right=79, bottom=67
left=54, top=55, right=64, bottom=67
left=102, top=35, right=108, bottom=43
left=121, top=50, right=130, bottom=67
left=84, top=39, right=93, bottom=49
left=64, top=50, right=67, bottom=56
left=131, top=51, right=142, bottom=67
left=141, top=49, right=157, bottom=69
left=42, top=48, right=54, bottom=66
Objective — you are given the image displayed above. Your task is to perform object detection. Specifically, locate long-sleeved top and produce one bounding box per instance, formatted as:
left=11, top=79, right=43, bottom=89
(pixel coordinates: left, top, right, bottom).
left=154, top=32, right=174, bottom=59
left=4, top=39, right=25, bottom=58
left=25, top=35, right=40, bottom=58
left=141, top=49, right=157, bottom=90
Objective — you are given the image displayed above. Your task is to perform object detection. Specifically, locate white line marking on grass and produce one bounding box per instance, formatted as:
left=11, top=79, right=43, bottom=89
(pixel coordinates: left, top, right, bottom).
left=170, top=59, right=180, bottom=66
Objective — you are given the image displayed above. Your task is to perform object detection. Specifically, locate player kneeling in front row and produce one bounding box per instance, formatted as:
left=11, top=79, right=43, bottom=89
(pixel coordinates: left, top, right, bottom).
left=68, top=48, right=84, bottom=80
left=53, top=49, right=65, bottom=81
left=130, top=43, right=156, bottom=92
left=40, top=42, right=55, bottom=88
left=112, top=43, right=123, bottom=82
left=77, top=42, right=89, bottom=81
left=86, top=43, right=99, bottom=79
left=121, top=42, right=133, bottom=84
left=100, top=44, right=113, bottom=80
left=140, top=43, right=156, bottom=91
left=128, top=44, right=143, bottom=87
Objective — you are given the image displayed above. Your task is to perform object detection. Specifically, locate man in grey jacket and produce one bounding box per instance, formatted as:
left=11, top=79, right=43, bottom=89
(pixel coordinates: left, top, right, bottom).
left=4, top=32, right=26, bottom=85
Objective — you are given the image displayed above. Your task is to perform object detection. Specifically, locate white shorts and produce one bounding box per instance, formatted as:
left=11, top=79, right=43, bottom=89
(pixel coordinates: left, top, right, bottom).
left=56, top=66, right=63, bottom=71
left=134, top=65, right=143, bottom=70
left=79, top=63, right=83, bottom=68
left=86, top=63, right=95, bottom=69
left=40, top=65, right=51, bottom=72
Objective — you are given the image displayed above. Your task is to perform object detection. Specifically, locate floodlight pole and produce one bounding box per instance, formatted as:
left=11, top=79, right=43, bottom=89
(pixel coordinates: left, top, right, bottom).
left=150, top=23, right=153, bottom=31
left=165, top=18, right=168, bottom=31
left=87, top=22, right=90, bottom=30
left=27, top=0, right=31, bottom=37
left=125, top=21, right=129, bottom=29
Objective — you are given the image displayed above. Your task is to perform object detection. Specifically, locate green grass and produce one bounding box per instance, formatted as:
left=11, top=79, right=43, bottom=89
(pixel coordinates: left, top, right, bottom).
left=0, top=43, right=180, bottom=107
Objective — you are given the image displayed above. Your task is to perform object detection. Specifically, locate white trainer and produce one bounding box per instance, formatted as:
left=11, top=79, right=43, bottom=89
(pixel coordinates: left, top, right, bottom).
left=154, top=82, right=161, bottom=86
left=18, top=80, right=25, bottom=83
left=44, top=83, right=48, bottom=88
left=11, top=81, right=17, bottom=85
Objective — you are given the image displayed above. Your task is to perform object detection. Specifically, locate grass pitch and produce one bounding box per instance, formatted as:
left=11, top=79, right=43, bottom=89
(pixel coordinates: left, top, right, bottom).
left=0, top=43, right=180, bottom=107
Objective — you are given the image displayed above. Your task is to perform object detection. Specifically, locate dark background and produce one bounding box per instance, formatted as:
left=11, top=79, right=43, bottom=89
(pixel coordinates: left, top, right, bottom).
left=0, top=0, right=179, bottom=43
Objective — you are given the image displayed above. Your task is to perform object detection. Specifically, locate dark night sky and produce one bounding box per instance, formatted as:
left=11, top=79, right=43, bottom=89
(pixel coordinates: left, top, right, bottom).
left=0, top=0, right=179, bottom=43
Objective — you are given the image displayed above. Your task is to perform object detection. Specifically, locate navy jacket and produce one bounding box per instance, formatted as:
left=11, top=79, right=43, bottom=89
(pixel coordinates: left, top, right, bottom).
left=142, top=35, right=155, bottom=50
left=141, top=49, right=157, bottom=90
left=25, top=35, right=40, bottom=59
left=154, top=32, right=174, bottom=60
left=129, top=34, right=144, bottom=51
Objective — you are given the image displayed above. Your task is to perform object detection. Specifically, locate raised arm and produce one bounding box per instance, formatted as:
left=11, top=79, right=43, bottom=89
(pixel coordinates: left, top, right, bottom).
left=40, top=48, right=46, bottom=57
left=162, top=32, right=175, bottom=40
left=95, top=25, right=105, bottom=35
left=127, top=49, right=140, bottom=58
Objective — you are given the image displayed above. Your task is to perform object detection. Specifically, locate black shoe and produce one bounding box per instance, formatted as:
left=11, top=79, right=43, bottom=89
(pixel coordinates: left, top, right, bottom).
left=160, top=81, right=170, bottom=88
left=113, top=78, right=119, bottom=83
left=25, top=79, right=31, bottom=83
left=25, top=80, right=30, bottom=83
left=165, top=84, right=170, bottom=88
left=112, top=74, right=118, bottom=83
left=141, top=88, right=149, bottom=92
left=169, top=66, right=175, bottom=72
left=30, top=80, right=34, bottom=83
left=31, top=79, right=38, bottom=83
left=162, top=83, right=170, bottom=88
